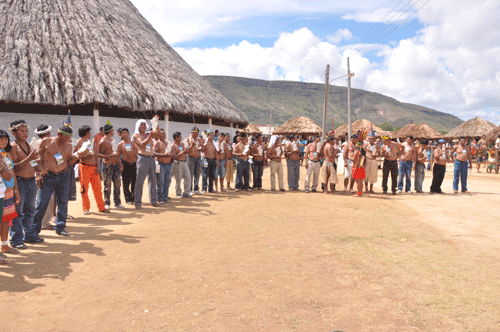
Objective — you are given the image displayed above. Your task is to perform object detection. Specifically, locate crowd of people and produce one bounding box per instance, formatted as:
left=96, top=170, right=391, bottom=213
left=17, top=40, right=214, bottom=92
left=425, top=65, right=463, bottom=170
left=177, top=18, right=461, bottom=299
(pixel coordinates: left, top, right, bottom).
left=0, top=114, right=489, bottom=265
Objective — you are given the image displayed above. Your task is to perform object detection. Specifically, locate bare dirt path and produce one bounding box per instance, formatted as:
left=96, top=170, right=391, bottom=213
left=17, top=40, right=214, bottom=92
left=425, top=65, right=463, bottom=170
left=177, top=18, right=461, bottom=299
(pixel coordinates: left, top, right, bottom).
left=2, top=165, right=499, bottom=331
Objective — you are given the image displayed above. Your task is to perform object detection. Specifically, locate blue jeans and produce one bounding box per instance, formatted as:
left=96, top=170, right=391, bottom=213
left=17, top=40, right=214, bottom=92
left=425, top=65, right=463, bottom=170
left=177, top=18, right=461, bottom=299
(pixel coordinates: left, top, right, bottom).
left=236, top=158, right=250, bottom=190
left=453, top=160, right=468, bottom=192
left=156, top=162, right=172, bottom=202
left=187, top=156, right=202, bottom=192
left=414, top=162, right=426, bottom=192
left=287, top=159, right=300, bottom=190
left=10, top=177, right=37, bottom=245
left=398, top=160, right=413, bottom=192
left=25, top=171, right=70, bottom=239
left=252, top=160, right=264, bottom=189
left=202, top=158, right=217, bottom=192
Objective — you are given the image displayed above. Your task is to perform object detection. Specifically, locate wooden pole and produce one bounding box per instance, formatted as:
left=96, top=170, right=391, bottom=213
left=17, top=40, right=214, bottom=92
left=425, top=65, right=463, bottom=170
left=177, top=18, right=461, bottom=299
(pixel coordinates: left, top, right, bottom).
left=163, top=111, right=169, bottom=141
left=209, top=117, right=213, bottom=130
left=93, top=103, right=99, bottom=137
left=269, top=109, right=273, bottom=137
left=322, top=64, right=330, bottom=142
left=347, top=57, right=354, bottom=139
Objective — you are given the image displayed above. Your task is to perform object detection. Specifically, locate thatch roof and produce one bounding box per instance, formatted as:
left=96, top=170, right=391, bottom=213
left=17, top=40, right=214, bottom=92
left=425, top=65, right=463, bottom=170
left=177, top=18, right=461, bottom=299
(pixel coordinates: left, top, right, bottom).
left=273, top=116, right=322, bottom=135
left=0, top=0, right=248, bottom=124
left=444, top=117, right=496, bottom=138
left=334, top=119, right=390, bottom=138
left=485, top=125, right=500, bottom=142
left=244, top=123, right=262, bottom=135
left=394, top=123, right=443, bottom=139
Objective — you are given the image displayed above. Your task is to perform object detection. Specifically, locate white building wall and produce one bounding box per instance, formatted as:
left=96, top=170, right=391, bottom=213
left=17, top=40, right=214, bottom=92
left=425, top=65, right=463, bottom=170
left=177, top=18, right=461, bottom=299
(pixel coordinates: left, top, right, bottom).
left=1, top=112, right=240, bottom=147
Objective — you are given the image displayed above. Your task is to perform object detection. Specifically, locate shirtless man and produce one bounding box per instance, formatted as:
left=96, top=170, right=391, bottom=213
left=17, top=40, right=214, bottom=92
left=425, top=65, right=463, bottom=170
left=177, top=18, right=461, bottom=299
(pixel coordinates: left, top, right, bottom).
left=214, top=133, right=228, bottom=192
left=75, top=125, right=107, bottom=215
left=363, top=133, right=379, bottom=193
left=186, top=128, right=204, bottom=195
left=171, top=131, right=193, bottom=198
left=380, top=136, right=404, bottom=195
left=321, top=136, right=338, bottom=194
left=94, top=126, right=105, bottom=174
left=99, top=124, right=124, bottom=210
left=251, top=133, right=265, bottom=190
left=285, top=135, right=300, bottom=191
left=201, top=131, right=218, bottom=193
left=304, top=136, right=322, bottom=193
left=154, top=129, right=173, bottom=203
left=233, top=133, right=252, bottom=191
left=117, top=128, right=138, bottom=205
left=225, top=134, right=235, bottom=190
left=133, top=119, right=160, bottom=209
left=25, top=125, right=89, bottom=238
left=397, top=135, right=417, bottom=193
left=430, top=139, right=448, bottom=194
left=267, top=135, right=284, bottom=191
left=476, top=139, right=487, bottom=173
left=450, top=137, right=472, bottom=193
left=342, top=135, right=358, bottom=194
left=9, top=120, right=41, bottom=249
left=33, top=125, right=57, bottom=231
left=414, top=139, right=428, bottom=193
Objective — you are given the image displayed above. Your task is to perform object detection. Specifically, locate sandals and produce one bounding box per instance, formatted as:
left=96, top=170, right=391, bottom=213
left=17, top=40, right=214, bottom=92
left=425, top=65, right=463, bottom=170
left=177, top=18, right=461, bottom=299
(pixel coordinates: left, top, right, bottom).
left=41, top=223, right=55, bottom=230
left=0, top=257, right=8, bottom=265
left=2, top=247, right=20, bottom=254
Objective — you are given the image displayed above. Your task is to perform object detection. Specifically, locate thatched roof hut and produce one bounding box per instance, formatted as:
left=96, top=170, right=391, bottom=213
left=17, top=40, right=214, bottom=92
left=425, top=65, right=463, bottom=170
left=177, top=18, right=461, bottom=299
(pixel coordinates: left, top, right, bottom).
left=485, top=125, right=500, bottom=143
left=273, top=116, right=322, bottom=136
left=244, top=123, right=262, bottom=135
left=394, top=123, right=443, bottom=140
left=334, top=119, right=390, bottom=138
left=444, top=117, right=496, bottom=139
left=0, top=0, right=247, bottom=127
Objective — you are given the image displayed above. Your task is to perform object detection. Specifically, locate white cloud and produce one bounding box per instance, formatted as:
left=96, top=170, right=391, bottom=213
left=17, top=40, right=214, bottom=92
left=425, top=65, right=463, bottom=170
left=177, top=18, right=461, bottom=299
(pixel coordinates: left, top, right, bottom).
left=176, top=28, right=344, bottom=83
left=135, top=0, right=500, bottom=123
left=327, top=28, right=353, bottom=44
left=130, top=0, right=372, bottom=44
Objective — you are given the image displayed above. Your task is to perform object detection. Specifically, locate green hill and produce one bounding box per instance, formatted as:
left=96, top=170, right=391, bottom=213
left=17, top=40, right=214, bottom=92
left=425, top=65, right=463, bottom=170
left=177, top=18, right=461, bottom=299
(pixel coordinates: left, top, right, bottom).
left=204, top=76, right=463, bottom=132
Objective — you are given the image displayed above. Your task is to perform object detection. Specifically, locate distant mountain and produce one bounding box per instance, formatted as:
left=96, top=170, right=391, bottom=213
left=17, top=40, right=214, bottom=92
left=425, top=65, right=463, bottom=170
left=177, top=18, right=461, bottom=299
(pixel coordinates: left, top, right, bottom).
left=204, top=76, right=463, bottom=132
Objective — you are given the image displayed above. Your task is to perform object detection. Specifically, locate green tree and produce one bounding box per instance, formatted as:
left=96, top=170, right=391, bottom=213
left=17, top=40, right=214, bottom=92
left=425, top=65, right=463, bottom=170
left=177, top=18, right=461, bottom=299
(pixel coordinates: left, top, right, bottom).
left=378, top=122, right=394, bottom=131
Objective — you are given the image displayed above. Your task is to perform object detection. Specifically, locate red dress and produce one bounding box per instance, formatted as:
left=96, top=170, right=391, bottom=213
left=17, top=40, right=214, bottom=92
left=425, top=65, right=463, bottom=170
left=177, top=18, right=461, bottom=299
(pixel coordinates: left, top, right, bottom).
left=352, top=150, right=366, bottom=180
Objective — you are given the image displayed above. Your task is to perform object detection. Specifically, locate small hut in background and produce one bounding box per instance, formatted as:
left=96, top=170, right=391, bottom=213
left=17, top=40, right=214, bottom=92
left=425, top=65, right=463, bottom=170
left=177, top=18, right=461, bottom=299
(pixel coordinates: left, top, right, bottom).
left=0, top=0, right=248, bottom=140
left=244, top=123, right=262, bottom=135
left=444, top=117, right=496, bottom=139
left=485, top=125, right=500, bottom=143
left=334, top=119, right=390, bottom=139
left=273, top=116, right=322, bottom=137
left=394, top=123, right=443, bottom=140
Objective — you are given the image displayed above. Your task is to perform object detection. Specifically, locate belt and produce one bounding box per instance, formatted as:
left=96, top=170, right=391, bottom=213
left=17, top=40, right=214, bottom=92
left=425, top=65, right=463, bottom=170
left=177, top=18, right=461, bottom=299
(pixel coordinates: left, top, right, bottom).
left=48, top=168, right=70, bottom=175
left=80, top=162, right=97, bottom=167
left=238, top=158, right=249, bottom=161
left=175, top=159, right=187, bottom=162
left=16, top=176, right=35, bottom=181
left=270, top=158, right=281, bottom=162
left=309, top=160, right=320, bottom=163
left=138, top=154, right=154, bottom=158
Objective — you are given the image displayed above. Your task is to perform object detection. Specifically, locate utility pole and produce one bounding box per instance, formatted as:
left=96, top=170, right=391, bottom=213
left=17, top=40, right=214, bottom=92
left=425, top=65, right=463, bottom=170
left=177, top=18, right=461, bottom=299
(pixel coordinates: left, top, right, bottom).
left=347, top=57, right=355, bottom=139
left=322, top=64, right=330, bottom=142
left=269, top=108, right=273, bottom=136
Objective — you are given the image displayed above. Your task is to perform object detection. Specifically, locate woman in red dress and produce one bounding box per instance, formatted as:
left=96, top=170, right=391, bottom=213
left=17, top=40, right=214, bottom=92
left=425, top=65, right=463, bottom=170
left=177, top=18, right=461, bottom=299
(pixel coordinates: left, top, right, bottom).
left=352, top=142, right=367, bottom=196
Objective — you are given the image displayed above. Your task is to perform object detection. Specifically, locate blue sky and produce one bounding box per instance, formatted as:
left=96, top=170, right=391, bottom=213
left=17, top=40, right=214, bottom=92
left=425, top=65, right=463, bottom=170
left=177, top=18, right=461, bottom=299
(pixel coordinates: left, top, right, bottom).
left=131, top=0, right=500, bottom=124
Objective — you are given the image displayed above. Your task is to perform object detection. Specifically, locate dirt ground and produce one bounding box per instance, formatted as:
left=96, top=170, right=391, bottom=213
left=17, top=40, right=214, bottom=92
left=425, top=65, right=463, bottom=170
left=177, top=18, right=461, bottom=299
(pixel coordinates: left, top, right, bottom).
left=2, top=164, right=500, bottom=331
